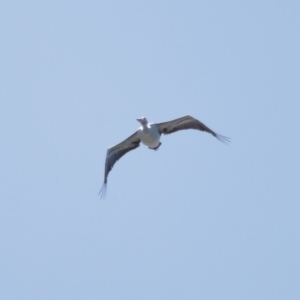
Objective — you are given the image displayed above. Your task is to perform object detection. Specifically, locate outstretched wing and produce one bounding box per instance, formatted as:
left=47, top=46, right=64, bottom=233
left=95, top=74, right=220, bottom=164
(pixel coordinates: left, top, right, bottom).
left=99, top=132, right=141, bottom=198
left=156, top=115, right=230, bottom=144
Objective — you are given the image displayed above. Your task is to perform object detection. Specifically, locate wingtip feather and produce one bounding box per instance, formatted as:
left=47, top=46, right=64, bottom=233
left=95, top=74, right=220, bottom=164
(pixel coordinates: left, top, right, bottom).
left=99, top=183, right=107, bottom=199
left=216, top=134, right=231, bottom=145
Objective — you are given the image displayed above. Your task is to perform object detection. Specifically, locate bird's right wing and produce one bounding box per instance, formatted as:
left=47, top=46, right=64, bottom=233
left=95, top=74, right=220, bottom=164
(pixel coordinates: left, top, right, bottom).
left=99, top=132, right=141, bottom=198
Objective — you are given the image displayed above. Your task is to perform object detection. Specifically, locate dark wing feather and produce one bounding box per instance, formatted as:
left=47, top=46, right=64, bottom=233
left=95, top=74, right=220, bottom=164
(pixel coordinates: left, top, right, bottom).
left=99, top=132, right=140, bottom=198
left=156, top=115, right=230, bottom=144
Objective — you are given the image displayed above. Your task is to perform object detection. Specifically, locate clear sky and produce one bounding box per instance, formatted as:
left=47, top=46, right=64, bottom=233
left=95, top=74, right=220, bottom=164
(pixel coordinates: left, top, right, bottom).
left=1, top=1, right=299, bottom=299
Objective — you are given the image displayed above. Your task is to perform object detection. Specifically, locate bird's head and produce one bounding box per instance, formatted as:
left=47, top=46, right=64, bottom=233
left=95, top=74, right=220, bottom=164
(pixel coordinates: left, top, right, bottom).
left=136, top=117, right=148, bottom=125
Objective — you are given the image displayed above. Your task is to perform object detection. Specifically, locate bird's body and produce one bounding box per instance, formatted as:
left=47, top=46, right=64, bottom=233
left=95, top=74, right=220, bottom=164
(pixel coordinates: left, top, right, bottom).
left=137, top=122, right=161, bottom=149
left=99, top=115, right=230, bottom=198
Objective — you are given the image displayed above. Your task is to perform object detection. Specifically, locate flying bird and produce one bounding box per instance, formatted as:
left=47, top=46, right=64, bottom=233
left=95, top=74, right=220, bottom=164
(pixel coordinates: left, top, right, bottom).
left=99, top=115, right=230, bottom=198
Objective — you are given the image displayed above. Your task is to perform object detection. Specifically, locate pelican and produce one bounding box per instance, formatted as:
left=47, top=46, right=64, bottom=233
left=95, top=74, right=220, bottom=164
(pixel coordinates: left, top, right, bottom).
left=99, top=115, right=230, bottom=198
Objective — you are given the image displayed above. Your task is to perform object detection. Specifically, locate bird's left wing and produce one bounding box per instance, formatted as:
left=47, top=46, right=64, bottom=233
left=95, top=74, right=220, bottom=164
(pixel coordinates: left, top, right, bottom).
left=156, top=115, right=230, bottom=144
left=99, top=132, right=140, bottom=198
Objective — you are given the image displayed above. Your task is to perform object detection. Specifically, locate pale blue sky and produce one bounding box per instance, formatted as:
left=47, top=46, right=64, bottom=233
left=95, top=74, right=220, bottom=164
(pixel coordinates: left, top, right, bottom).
left=1, top=1, right=300, bottom=299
